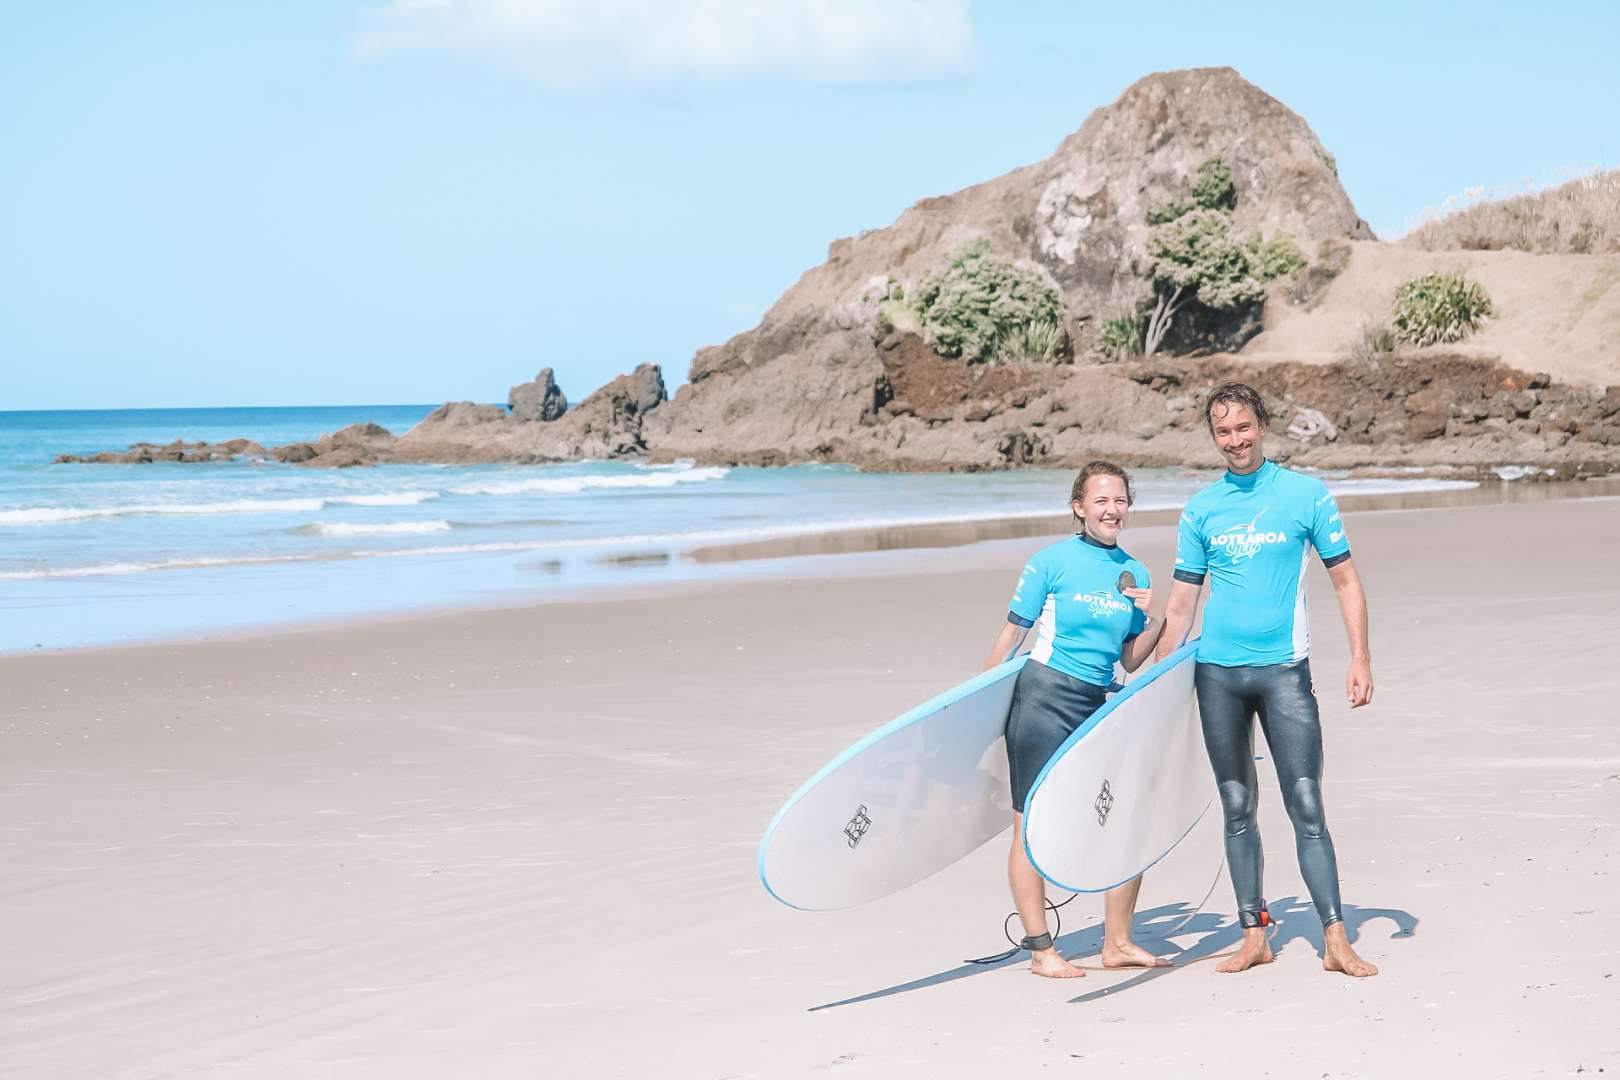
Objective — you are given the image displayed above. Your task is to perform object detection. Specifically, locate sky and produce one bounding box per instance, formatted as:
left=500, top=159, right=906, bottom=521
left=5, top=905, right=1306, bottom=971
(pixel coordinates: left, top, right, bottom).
left=3, top=1, right=1616, bottom=410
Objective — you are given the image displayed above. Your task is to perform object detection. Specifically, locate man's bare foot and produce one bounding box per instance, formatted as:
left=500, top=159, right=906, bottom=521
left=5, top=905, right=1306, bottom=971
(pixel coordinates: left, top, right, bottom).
left=1101, top=940, right=1172, bottom=969
left=1216, top=927, right=1274, bottom=973
left=1322, top=923, right=1378, bottom=977
left=1029, top=948, right=1085, bottom=979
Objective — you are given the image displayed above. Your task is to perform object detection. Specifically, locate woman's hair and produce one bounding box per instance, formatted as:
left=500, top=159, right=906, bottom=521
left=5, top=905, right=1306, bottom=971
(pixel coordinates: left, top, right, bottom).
left=1070, top=460, right=1133, bottom=533
left=1204, top=382, right=1271, bottom=430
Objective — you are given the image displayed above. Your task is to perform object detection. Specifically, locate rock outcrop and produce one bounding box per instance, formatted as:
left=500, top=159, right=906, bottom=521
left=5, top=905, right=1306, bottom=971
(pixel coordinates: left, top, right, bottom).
left=52, top=68, right=1620, bottom=479
left=508, top=367, right=568, bottom=422
left=646, top=66, right=1372, bottom=464
left=55, top=438, right=268, bottom=464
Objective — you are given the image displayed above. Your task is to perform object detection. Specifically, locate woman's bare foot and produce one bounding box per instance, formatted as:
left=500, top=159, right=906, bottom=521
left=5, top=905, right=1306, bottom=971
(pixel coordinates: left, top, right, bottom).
left=1322, top=923, right=1378, bottom=977
left=1216, top=927, right=1274, bottom=973
left=1029, top=947, right=1086, bottom=979
left=1101, top=940, right=1172, bottom=969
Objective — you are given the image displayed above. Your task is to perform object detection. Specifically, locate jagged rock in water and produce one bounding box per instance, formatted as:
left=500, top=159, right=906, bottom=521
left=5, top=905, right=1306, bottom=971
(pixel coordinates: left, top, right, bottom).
left=509, top=367, right=568, bottom=422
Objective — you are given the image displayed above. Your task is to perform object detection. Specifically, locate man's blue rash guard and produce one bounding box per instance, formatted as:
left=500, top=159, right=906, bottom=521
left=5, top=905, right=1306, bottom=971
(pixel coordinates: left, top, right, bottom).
left=1008, top=534, right=1149, bottom=687
left=1173, top=459, right=1351, bottom=667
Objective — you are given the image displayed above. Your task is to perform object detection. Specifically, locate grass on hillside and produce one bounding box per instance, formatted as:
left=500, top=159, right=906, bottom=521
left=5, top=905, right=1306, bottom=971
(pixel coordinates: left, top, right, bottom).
left=1403, top=170, right=1620, bottom=255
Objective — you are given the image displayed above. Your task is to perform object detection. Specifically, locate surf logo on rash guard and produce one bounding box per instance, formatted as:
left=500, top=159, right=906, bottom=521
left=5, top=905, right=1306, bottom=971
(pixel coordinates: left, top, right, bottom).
left=1073, top=591, right=1132, bottom=619
left=1206, top=507, right=1289, bottom=564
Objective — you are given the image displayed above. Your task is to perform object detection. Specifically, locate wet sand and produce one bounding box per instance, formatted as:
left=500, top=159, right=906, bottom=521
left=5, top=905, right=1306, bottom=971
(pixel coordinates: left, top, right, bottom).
left=2, top=494, right=1618, bottom=1077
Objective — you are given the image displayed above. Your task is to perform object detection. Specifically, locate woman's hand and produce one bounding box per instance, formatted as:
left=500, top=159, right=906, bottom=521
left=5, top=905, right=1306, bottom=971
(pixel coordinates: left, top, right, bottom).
left=1122, top=586, right=1153, bottom=614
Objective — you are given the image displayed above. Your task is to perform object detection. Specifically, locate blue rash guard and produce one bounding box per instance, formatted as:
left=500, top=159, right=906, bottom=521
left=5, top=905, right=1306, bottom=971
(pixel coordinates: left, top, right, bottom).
left=1008, top=533, right=1150, bottom=687
left=1173, top=459, right=1351, bottom=667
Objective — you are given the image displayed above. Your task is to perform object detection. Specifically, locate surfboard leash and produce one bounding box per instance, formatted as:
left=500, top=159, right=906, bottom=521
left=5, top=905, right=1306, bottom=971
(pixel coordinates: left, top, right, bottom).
left=964, top=892, right=1080, bottom=965
left=963, top=849, right=1231, bottom=968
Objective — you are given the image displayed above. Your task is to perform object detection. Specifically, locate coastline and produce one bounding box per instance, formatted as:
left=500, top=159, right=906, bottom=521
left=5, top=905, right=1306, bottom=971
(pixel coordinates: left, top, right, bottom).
left=2, top=492, right=1617, bottom=1076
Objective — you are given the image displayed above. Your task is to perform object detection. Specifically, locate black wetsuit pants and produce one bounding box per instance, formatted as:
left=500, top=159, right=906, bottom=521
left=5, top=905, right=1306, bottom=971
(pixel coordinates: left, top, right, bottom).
left=1194, top=659, right=1343, bottom=929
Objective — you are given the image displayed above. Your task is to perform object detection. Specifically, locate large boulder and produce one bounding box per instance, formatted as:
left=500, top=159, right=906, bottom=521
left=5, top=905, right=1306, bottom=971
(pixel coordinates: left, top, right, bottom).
left=508, top=367, right=568, bottom=422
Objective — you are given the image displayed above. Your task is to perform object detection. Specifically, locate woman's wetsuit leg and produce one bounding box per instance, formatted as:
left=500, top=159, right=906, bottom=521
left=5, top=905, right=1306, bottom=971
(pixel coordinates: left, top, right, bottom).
left=1254, top=660, right=1343, bottom=928
left=1193, top=662, right=1268, bottom=928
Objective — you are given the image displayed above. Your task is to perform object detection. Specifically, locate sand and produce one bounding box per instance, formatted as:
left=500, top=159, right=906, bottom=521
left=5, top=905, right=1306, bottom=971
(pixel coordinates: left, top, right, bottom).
left=3, top=495, right=1618, bottom=1077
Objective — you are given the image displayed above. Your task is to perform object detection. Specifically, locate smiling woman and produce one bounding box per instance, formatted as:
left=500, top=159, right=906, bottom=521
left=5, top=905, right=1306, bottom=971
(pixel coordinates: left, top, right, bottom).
left=981, top=460, right=1168, bottom=978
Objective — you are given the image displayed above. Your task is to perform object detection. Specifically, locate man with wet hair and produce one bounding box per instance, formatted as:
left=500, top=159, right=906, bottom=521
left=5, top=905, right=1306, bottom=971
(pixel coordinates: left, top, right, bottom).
left=1156, top=382, right=1378, bottom=977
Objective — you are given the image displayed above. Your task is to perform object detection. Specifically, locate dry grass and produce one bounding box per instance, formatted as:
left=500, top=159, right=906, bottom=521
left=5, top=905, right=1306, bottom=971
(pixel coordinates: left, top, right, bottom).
left=1403, top=170, right=1620, bottom=255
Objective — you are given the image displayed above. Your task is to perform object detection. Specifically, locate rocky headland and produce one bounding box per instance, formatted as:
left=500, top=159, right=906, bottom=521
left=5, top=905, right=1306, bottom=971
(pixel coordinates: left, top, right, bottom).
left=60, top=68, right=1620, bottom=479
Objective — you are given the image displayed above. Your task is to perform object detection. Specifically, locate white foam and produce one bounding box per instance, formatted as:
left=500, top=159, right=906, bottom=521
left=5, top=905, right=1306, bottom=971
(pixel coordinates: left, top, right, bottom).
left=449, top=466, right=729, bottom=497
left=0, top=554, right=314, bottom=581
left=328, top=491, right=441, bottom=507
left=312, top=520, right=453, bottom=537
left=1491, top=465, right=1553, bottom=482
left=0, top=498, right=327, bottom=526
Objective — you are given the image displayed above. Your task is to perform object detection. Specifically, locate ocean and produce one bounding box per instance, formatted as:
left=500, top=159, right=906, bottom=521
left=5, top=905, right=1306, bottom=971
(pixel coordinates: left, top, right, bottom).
left=0, top=406, right=1477, bottom=651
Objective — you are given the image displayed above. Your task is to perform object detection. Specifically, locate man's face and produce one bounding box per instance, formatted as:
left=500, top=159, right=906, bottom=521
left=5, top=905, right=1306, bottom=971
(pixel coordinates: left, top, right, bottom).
left=1209, top=402, right=1263, bottom=473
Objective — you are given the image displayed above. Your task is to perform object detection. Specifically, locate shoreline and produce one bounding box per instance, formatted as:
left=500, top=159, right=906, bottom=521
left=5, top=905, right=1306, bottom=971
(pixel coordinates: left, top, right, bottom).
left=12, top=472, right=1620, bottom=657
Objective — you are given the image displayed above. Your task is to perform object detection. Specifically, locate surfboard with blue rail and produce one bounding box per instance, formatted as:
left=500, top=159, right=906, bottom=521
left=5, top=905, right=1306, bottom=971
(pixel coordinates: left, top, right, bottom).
left=758, top=655, right=1027, bottom=911
left=1022, top=640, right=1213, bottom=892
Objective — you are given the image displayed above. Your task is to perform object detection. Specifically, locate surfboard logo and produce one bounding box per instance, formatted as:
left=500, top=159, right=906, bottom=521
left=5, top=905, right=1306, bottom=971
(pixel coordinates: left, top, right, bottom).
left=1094, top=780, right=1115, bottom=827
left=844, top=804, right=872, bottom=848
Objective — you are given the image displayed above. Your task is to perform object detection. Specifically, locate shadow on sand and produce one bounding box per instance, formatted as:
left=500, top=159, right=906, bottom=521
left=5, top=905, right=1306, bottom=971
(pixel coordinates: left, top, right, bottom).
left=808, top=897, right=1418, bottom=1012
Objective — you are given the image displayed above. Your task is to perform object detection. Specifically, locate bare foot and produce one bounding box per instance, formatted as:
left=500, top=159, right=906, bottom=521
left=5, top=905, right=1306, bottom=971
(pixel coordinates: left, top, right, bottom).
left=1322, top=923, right=1378, bottom=978
left=1029, top=948, right=1086, bottom=979
left=1101, top=940, right=1172, bottom=969
left=1216, top=927, right=1274, bottom=974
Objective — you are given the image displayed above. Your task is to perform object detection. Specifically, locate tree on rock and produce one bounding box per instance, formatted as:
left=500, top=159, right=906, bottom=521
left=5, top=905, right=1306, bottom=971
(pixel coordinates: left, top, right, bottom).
left=1140, top=157, right=1303, bottom=357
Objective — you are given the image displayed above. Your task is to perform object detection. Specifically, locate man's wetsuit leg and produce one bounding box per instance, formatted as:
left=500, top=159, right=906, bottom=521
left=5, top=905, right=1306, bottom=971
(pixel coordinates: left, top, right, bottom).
left=1254, top=659, right=1343, bottom=928
left=1194, top=662, right=1268, bottom=928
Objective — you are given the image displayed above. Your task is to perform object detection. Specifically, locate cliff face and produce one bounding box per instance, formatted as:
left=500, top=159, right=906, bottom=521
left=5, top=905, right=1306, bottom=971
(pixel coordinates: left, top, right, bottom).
left=648, top=66, right=1372, bottom=464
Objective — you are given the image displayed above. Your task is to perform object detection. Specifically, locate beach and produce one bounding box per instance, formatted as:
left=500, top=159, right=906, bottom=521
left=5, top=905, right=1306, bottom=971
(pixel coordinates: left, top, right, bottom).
left=3, top=493, right=1618, bottom=1078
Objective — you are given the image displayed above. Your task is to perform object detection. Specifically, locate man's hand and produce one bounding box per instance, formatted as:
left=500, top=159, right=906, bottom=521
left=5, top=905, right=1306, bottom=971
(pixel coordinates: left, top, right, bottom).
left=1346, top=656, right=1373, bottom=708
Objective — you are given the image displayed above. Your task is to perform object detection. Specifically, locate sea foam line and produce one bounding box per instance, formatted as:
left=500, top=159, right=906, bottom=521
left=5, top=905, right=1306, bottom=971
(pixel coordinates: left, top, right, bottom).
left=311, top=520, right=453, bottom=537
left=449, top=466, right=729, bottom=497
left=0, top=554, right=317, bottom=581
left=0, top=491, right=440, bottom=525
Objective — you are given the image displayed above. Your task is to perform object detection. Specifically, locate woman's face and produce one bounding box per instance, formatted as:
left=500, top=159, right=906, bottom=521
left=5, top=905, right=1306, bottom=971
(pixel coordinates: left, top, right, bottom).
left=1073, top=474, right=1131, bottom=544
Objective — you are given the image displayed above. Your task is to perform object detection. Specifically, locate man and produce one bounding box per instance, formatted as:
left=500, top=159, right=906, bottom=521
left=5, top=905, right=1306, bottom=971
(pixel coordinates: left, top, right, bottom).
left=1156, top=383, right=1378, bottom=977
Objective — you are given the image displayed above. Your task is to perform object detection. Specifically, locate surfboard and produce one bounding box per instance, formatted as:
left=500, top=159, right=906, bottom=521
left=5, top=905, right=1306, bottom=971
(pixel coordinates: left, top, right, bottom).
left=758, top=654, right=1027, bottom=911
left=1022, top=640, right=1213, bottom=892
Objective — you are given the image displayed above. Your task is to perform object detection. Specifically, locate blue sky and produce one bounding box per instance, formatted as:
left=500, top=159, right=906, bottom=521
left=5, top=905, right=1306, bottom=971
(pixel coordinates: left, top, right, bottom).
left=3, top=1, right=1615, bottom=410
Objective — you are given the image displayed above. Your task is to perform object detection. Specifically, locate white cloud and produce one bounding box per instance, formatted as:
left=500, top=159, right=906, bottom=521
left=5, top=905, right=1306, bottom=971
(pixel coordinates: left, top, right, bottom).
left=357, top=0, right=976, bottom=86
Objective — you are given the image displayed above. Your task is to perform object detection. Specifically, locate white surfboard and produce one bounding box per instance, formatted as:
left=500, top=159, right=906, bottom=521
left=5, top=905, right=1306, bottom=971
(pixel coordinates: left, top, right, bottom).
left=1022, top=640, right=1213, bottom=892
left=758, top=655, right=1027, bottom=911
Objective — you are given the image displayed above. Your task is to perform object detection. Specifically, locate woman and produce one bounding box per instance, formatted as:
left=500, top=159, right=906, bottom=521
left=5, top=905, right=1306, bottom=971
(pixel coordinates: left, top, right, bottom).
left=982, top=460, right=1169, bottom=978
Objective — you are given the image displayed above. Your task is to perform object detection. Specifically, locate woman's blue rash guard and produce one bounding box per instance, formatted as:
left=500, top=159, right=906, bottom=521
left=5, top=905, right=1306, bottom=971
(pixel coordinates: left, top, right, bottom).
left=1172, top=459, right=1351, bottom=667
left=1007, top=533, right=1149, bottom=686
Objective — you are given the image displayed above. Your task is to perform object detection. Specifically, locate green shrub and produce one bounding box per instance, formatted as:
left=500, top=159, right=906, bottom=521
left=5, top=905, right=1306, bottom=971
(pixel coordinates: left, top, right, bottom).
left=1147, top=200, right=1192, bottom=226
left=1246, top=231, right=1306, bottom=281
left=1391, top=273, right=1494, bottom=346
left=1098, top=315, right=1144, bottom=359
left=910, top=240, right=1068, bottom=364
left=1000, top=319, right=1065, bottom=363
left=1192, top=157, right=1236, bottom=212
